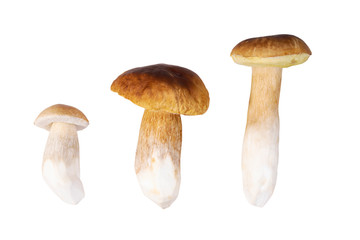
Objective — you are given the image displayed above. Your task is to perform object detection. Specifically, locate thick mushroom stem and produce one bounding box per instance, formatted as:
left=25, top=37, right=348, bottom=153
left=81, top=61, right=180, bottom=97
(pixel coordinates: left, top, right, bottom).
left=242, top=66, right=282, bottom=207
left=42, top=122, right=84, bottom=204
left=135, top=109, right=182, bottom=209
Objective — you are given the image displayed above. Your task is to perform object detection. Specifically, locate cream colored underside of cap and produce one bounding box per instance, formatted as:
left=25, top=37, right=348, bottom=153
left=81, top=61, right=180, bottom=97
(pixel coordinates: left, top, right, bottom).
left=35, top=115, right=89, bottom=131
left=232, top=53, right=310, bottom=68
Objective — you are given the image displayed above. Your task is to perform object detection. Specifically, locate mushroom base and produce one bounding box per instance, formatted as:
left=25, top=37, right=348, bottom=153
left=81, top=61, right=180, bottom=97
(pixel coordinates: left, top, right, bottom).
left=135, top=110, right=182, bottom=209
left=42, top=122, right=84, bottom=204
left=242, top=117, right=279, bottom=207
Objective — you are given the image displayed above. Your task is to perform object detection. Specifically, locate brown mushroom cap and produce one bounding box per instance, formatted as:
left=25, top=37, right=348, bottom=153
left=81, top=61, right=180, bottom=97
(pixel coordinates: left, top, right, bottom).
left=111, top=64, right=210, bottom=115
left=231, top=34, right=312, bottom=68
left=34, top=104, right=89, bottom=131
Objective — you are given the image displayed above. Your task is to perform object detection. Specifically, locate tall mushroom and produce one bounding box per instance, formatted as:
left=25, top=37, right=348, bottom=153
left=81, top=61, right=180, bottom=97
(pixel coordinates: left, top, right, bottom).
left=111, top=64, right=209, bottom=208
left=231, top=34, right=311, bottom=207
left=34, top=104, right=89, bottom=204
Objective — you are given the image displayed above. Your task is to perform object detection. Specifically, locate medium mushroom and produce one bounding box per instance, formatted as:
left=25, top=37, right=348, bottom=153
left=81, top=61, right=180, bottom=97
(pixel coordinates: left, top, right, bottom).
left=111, top=64, right=209, bottom=208
left=34, top=104, right=89, bottom=204
left=231, top=34, right=311, bottom=207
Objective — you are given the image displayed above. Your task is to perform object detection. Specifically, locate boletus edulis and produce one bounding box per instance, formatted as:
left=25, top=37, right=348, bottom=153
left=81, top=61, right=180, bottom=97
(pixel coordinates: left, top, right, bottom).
left=111, top=64, right=209, bottom=208
left=231, top=34, right=311, bottom=207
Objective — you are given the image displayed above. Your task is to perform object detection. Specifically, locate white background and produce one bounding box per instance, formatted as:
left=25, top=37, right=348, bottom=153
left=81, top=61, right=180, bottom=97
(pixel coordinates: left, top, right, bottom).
left=1, top=0, right=359, bottom=239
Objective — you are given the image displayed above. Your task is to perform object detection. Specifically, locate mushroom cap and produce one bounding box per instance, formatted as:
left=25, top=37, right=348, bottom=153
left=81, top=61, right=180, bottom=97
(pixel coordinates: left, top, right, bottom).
left=111, top=64, right=209, bottom=115
left=34, top=104, right=89, bottom=131
left=231, top=34, right=312, bottom=68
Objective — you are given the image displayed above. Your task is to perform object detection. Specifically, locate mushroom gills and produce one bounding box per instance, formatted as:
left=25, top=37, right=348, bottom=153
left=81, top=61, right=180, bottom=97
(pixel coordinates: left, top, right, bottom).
left=135, top=110, right=182, bottom=209
left=42, top=122, right=84, bottom=204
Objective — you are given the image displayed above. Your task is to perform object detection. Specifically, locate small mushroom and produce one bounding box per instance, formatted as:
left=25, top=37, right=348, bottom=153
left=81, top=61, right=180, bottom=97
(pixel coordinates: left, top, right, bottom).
left=111, top=64, right=209, bottom=208
left=231, top=34, right=311, bottom=207
left=34, top=104, right=89, bottom=204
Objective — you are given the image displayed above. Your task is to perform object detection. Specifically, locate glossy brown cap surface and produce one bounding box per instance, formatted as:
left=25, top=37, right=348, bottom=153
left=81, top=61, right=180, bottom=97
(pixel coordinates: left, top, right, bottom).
left=111, top=64, right=209, bottom=115
left=34, top=104, right=89, bottom=131
left=231, top=34, right=311, bottom=68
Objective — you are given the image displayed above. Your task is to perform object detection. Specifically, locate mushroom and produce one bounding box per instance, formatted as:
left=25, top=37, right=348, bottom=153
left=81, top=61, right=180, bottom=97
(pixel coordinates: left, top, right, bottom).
left=34, top=104, right=89, bottom=204
left=111, top=64, right=209, bottom=208
left=231, top=34, right=311, bottom=207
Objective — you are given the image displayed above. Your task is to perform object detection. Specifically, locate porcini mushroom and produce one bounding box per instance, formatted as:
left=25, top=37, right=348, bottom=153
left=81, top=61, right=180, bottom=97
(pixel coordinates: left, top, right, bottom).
left=231, top=34, right=311, bottom=207
left=34, top=104, right=89, bottom=204
left=111, top=64, right=209, bottom=208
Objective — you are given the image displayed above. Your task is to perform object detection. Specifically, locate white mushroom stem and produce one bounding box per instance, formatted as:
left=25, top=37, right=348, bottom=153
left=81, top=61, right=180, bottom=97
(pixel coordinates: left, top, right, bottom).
left=42, top=122, right=84, bottom=204
left=242, top=66, right=282, bottom=207
left=135, top=109, right=182, bottom=209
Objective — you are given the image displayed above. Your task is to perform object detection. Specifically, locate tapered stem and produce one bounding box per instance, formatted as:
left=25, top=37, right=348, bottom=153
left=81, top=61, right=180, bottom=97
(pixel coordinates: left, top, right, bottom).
left=135, top=109, right=182, bottom=208
left=242, top=66, right=282, bottom=207
left=42, top=122, right=84, bottom=204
